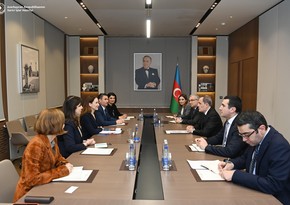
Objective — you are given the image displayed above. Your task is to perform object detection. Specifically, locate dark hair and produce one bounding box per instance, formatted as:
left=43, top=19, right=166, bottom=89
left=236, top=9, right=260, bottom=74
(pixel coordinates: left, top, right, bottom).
left=82, top=95, right=98, bottom=115
left=236, top=111, right=268, bottom=130
left=107, top=92, right=117, bottom=104
left=178, top=94, right=188, bottom=106
left=63, top=95, right=82, bottom=126
left=202, top=95, right=212, bottom=107
left=224, top=96, right=242, bottom=113
left=143, top=55, right=152, bottom=62
left=98, top=93, right=108, bottom=100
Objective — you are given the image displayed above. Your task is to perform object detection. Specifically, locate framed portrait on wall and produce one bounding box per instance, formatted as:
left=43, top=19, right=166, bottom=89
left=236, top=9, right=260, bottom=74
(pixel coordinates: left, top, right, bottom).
left=19, top=44, right=40, bottom=93
left=134, top=53, right=162, bottom=91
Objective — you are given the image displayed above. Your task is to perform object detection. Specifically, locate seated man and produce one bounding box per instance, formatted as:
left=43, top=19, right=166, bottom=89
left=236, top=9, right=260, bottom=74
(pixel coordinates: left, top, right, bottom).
left=219, top=111, right=290, bottom=205
left=95, top=93, right=124, bottom=126
left=195, top=96, right=247, bottom=158
left=186, top=95, right=222, bottom=138
left=176, top=94, right=202, bottom=126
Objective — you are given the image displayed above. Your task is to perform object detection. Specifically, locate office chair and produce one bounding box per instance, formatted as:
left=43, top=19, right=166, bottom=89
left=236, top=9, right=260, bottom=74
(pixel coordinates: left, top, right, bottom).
left=0, top=159, right=19, bottom=203
left=23, top=114, right=37, bottom=136
left=6, top=119, right=34, bottom=161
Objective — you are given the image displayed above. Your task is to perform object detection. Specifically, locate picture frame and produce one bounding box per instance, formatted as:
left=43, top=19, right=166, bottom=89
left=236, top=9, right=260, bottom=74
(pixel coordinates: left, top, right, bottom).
left=19, top=44, right=40, bottom=93
left=134, top=53, right=162, bottom=91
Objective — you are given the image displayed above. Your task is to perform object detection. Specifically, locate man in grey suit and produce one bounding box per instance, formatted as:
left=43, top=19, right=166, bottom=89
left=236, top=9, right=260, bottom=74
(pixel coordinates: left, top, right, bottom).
left=195, top=96, right=247, bottom=158
left=135, top=55, right=160, bottom=89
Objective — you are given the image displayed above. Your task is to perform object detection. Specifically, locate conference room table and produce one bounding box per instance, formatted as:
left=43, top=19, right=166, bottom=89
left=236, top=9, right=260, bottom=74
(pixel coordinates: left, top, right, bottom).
left=17, top=114, right=281, bottom=205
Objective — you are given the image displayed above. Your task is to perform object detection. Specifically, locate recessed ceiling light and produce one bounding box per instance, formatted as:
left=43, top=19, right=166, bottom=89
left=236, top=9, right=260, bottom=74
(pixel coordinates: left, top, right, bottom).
left=221, top=22, right=226, bottom=26
left=229, top=16, right=233, bottom=19
left=64, top=16, right=68, bottom=19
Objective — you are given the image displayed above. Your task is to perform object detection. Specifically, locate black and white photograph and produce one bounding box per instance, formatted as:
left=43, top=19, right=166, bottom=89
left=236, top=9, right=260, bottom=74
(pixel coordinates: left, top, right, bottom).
left=20, top=45, right=39, bottom=93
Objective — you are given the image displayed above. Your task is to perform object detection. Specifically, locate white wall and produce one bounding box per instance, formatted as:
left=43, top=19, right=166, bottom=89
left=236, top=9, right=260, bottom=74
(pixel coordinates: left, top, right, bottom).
left=5, top=0, right=66, bottom=120
left=258, top=0, right=290, bottom=142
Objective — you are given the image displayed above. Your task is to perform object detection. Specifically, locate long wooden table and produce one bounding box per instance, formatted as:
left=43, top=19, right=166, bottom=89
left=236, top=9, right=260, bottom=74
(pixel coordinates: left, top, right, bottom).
left=17, top=115, right=281, bottom=205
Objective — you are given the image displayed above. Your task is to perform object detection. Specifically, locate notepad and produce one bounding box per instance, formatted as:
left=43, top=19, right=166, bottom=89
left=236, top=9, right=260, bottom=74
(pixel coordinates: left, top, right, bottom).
left=100, top=128, right=122, bottom=134
left=168, top=120, right=176, bottom=123
left=81, top=147, right=114, bottom=155
left=124, top=116, right=135, bottom=120
left=166, top=115, right=175, bottom=119
left=53, top=166, right=93, bottom=182
left=165, top=130, right=189, bottom=134
left=189, top=144, right=205, bottom=152
left=195, top=169, right=224, bottom=181
left=94, top=143, right=108, bottom=148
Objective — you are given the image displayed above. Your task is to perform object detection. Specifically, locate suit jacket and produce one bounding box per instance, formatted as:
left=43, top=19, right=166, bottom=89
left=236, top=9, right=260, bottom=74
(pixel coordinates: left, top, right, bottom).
left=205, top=116, right=247, bottom=158
left=80, top=112, right=102, bottom=139
left=192, top=107, right=223, bottom=138
left=13, top=135, right=69, bottom=202
left=177, top=103, right=191, bottom=118
left=231, top=126, right=290, bottom=205
left=135, top=67, right=160, bottom=89
left=181, top=107, right=202, bottom=126
left=107, top=103, right=122, bottom=119
left=95, top=106, right=117, bottom=126
left=57, top=120, right=86, bottom=158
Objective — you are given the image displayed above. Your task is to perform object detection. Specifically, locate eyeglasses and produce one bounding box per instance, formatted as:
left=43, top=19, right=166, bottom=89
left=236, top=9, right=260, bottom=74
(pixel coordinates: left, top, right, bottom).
left=238, top=129, right=257, bottom=138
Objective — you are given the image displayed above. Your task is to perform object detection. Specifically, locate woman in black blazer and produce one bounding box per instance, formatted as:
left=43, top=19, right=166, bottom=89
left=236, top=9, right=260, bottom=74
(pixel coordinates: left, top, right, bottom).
left=80, top=95, right=103, bottom=139
left=107, top=92, right=127, bottom=119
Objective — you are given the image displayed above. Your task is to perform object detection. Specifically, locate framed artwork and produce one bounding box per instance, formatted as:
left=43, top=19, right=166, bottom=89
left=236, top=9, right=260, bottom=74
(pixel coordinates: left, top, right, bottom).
left=19, top=44, right=39, bottom=93
left=134, top=53, right=162, bottom=91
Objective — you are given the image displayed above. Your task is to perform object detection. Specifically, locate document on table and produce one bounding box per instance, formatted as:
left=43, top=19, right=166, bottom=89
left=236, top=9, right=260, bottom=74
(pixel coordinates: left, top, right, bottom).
left=168, top=120, right=176, bottom=123
left=187, top=159, right=224, bottom=181
left=166, top=115, right=175, bottom=119
left=100, top=128, right=122, bottom=134
left=124, top=116, right=135, bottom=120
left=82, top=147, right=114, bottom=155
left=94, top=143, right=108, bottom=148
left=53, top=166, right=93, bottom=182
left=189, top=144, right=205, bottom=152
left=165, top=130, right=189, bottom=134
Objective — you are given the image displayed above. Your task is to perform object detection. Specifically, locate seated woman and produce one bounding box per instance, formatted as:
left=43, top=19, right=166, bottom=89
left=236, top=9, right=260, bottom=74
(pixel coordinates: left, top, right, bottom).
left=80, top=95, right=103, bottom=139
left=13, top=108, right=73, bottom=202
left=177, top=94, right=191, bottom=117
left=57, top=96, right=95, bottom=158
left=107, top=92, right=127, bottom=119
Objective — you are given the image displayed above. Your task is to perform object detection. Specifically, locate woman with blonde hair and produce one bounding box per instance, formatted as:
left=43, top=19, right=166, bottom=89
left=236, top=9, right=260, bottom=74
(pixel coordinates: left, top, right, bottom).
left=13, top=108, right=73, bottom=202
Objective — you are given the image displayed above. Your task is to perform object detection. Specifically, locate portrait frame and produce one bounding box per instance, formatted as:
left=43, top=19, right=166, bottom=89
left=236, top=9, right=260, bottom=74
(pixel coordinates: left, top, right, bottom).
left=134, top=53, right=162, bottom=91
left=19, top=44, right=40, bottom=93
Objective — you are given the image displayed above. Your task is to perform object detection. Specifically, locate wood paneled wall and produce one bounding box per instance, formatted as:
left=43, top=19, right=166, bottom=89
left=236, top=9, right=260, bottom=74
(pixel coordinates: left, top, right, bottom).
left=228, top=18, right=258, bottom=111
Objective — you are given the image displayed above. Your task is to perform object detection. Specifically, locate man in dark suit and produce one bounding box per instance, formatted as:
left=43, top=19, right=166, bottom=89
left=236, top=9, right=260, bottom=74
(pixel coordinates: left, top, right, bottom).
left=219, top=111, right=290, bottom=205
left=186, top=95, right=222, bottom=138
left=195, top=96, right=247, bottom=158
left=95, top=93, right=124, bottom=126
left=176, top=94, right=202, bottom=126
left=135, top=55, right=160, bottom=89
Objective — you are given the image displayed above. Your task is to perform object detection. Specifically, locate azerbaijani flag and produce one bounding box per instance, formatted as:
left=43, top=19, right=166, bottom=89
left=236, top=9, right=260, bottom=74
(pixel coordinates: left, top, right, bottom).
left=170, top=64, right=182, bottom=114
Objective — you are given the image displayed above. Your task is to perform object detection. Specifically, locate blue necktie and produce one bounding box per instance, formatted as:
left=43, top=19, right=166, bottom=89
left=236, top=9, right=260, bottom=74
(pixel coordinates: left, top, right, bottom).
left=222, top=121, right=230, bottom=147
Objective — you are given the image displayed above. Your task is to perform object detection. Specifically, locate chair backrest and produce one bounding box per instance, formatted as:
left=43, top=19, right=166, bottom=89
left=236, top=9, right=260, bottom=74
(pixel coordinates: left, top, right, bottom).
left=5, top=119, right=26, bottom=137
left=0, top=159, right=19, bottom=202
left=23, top=115, right=37, bottom=136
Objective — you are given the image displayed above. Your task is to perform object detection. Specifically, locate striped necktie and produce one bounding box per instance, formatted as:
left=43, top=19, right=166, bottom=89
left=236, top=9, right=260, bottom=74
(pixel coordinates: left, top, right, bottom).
left=249, top=145, right=260, bottom=174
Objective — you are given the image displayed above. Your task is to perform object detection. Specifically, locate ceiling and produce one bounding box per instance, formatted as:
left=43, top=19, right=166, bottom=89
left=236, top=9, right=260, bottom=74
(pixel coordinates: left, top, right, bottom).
left=14, top=0, right=282, bottom=37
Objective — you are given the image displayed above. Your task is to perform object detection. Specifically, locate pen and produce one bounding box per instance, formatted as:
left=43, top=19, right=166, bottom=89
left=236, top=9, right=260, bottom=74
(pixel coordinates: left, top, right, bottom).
left=224, top=158, right=230, bottom=166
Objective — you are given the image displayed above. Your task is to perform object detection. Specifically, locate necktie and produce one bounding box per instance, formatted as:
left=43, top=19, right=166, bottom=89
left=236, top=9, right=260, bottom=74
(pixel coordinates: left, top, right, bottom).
left=145, top=69, right=149, bottom=78
left=249, top=145, right=260, bottom=174
left=222, top=121, right=230, bottom=147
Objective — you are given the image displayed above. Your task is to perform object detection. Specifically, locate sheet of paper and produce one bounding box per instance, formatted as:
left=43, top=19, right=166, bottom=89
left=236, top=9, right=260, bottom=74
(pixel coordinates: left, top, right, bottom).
left=166, top=115, right=175, bottom=119
left=189, top=144, right=205, bottom=152
left=53, top=166, right=92, bottom=182
left=196, top=169, right=224, bottom=181
left=65, top=186, right=79, bottom=193
left=82, top=147, right=114, bottom=155
left=94, top=143, right=108, bottom=148
left=187, top=160, right=207, bottom=170
left=100, top=128, right=122, bottom=134
left=165, top=130, right=189, bottom=134
left=124, top=116, right=135, bottom=120
left=169, top=120, right=176, bottom=123
left=200, top=160, right=220, bottom=174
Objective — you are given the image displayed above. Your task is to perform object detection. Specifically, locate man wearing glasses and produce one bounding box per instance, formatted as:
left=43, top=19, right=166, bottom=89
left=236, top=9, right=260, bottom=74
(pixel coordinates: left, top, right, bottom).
left=175, top=94, right=202, bottom=126
left=219, top=111, right=290, bottom=205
